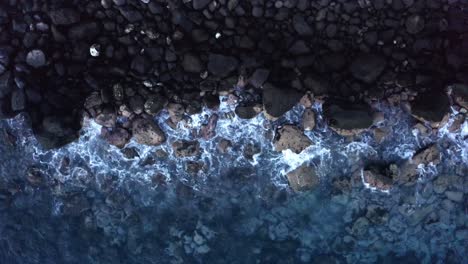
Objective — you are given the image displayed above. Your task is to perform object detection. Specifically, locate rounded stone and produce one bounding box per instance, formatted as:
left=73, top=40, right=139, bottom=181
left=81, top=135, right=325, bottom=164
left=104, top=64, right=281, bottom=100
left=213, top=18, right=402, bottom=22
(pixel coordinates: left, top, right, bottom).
left=406, top=15, right=425, bottom=34
left=26, top=49, right=46, bottom=68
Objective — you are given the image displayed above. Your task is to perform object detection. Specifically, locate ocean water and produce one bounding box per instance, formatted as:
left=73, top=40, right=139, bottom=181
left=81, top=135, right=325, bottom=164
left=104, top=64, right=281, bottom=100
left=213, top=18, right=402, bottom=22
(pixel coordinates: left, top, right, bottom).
left=0, top=97, right=466, bottom=264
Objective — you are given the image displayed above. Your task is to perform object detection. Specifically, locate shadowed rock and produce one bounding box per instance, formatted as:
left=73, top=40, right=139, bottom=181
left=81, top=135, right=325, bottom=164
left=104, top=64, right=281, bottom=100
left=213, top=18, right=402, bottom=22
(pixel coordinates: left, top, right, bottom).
left=263, top=84, right=303, bottom=118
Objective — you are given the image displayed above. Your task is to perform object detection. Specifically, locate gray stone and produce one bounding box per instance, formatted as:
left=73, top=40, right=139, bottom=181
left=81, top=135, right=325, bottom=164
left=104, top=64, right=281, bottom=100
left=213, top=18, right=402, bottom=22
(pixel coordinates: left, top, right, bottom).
left=292, top=14, right=313, bottom=36
left=26, top=49, right=46, bottom=68
left=49, top=8, right=80, bottom=25
left=193, top=0, right=211, bottom=10
left=406, top=15, right=425, bottom=34
left=182, top=53, right=203, bottom=73
left=445, top=191, right=463, bottom=202
left=207, top=54, right=238, bottom=78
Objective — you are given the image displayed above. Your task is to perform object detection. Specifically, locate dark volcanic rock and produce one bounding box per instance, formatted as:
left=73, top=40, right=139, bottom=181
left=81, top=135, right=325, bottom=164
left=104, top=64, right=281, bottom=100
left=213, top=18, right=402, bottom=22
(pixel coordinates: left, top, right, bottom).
left=34, top=117, right=79, bottom=149
left=49, top=8, right=80, bottom=25
left=406, top=14, right=425, bottom=34
left=350, top=53, right=386, bottom=83
left=172, top=140, right=200, bottom=157
left=450, top=84, right=468, bottom=109
left=207, top=54, right=238, bottom=78
left=235, top=104, right=262, bottom=119
left=182, top=53, right=203, bottom=73
left=292, top=14, right=313, bottom=36
left=193, top=0, right=211, bottom=10
left=263, top=84, right=303, bottom=118
left=0, top=71, right=13, bottom=98
left=324, top=100, right=373, bottom=136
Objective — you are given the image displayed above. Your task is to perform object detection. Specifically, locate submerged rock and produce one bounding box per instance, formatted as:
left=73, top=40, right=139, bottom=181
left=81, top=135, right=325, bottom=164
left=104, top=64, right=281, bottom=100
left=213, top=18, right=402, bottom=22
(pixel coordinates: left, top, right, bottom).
left=286, top=164, right=319, bottom=192
left=131, top=118, right=166, bottom=146
left=274, top=125, right=312, bottom=153
left=172, top=140, right=200, bottom=157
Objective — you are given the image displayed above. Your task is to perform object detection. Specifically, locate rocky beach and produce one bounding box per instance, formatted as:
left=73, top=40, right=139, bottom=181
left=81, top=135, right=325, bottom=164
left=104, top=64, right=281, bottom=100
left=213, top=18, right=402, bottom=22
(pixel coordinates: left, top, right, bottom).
left=0, top=0, right=467, bottom=263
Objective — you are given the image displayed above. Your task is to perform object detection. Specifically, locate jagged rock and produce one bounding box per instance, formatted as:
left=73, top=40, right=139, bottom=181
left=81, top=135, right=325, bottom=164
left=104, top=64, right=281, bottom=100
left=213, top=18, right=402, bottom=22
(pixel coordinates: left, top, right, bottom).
left=49, top=8, right=80, bottom=25
left=450, top=84, right=468, bottom=109
left=26, top=49, right=46, bottom=68
left=286, top=164, right=319, bottom=192
left=324, top=100, right=373, bottom=136
left=207, top=54, right=238, bottom=78
left=199, top=114, right=218, bottom=139
left=263, top=84, right=303, bottom=118
left=360, top=168, right=393, bottom=191
left=101, top=127, right=130, bottom=148
left=398, top=144, right=440, bottom=184
left=167, top=103, right=185, bottom=124
left=302, top=109, right=315, bottom=130
left=172, top=140, right=200, bottom=157
left=411, top=89, right=450, bottom=127
left=350, top=53, right=386, bottom=83
left=131, top=118, right=166, bottom=146
left=274, top=125, right=312, bottom=153
left=235, top=104, right=262, bottom=119
left=217, top=138, right=232, bottom=153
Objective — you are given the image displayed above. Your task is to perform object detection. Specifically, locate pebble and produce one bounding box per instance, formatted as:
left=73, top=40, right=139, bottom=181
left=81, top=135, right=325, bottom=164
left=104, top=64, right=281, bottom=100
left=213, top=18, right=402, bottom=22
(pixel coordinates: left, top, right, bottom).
left=26, top=49, right=46, bottom=68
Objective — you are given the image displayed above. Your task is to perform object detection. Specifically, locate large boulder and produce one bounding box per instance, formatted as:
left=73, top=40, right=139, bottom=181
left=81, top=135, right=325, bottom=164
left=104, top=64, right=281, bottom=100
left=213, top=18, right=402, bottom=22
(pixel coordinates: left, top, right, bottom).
left=324, top=100, right=373, bottom=136
left=263, top=84, right=303, bottom=118
left=350, top=53, right=386, bottom=83
left=131, top=118, right=166, bottom=146
left=274, top=125, right=312, bottom=153
left=172, top=140, right=200, bottom=157
left=286, top=164, right=319, bottom=192
left=410, top=89, right=450, bottom=127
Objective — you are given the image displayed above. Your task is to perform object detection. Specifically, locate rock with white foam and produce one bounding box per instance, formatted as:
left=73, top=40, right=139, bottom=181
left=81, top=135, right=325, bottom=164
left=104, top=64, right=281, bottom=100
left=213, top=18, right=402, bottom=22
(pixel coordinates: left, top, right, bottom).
left=302, top=109, right=315, bottom=131
left=172, top=140, right=200, bottom=157
left=286, top=163, right=319, bottom=192
left=324, top=100, right=373, bottom=136
left=100, top=127, right=130, bottom=148
left=398, top=144, right=440, bottom=184
left=273, top=125, right=312, bottom=154
left=450, top=84, right=468, bottom=109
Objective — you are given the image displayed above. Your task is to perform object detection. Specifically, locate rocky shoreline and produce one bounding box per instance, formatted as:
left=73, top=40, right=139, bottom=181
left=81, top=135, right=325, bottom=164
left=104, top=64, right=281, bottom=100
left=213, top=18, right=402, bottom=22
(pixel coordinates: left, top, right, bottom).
left=0, top=0, right=466, bottom=150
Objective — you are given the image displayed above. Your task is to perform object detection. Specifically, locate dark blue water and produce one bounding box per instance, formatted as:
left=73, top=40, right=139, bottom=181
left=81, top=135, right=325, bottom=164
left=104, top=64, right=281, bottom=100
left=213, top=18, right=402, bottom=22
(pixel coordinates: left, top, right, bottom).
left=0, top=100, right=466, bottom=264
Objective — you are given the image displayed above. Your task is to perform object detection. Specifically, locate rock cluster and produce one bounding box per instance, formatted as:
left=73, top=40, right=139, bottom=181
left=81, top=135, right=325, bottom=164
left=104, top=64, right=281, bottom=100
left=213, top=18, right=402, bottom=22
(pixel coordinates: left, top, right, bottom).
left=0, top=0, right=465, bottom=148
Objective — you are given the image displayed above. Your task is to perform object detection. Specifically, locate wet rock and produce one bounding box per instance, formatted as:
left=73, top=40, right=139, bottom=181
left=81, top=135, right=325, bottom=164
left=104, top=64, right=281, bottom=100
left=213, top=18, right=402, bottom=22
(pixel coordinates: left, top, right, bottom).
left=217, top=138, right=232, bottom=153
left=95, top=111, right=117, bottom=128
left=450, top=84, right=468, bottom=109
left=286, top=164, right=319, bottom=192
left=34, top=117, right=79, bottom=149
left=274, top=125, right=312, bottom=153
left=186, top=161, right=204, bottom=175
left=302, top=109, right=315, bottom=131
left=207, top=54, right=238, bottom=78
left=172, top=140, right=200, bottom=157
left=360, top=168, right=393, bottom=191
left=373, top=127, right=391, bottom=144
left=131, top=118, right=166, bottom=146
left=445, top=191, right=463, bottom=203
left=144, top=95, right=166, bottom=115
left=11, top=89, right=25, bottom=111
left=167, top=103, right=185, bottom=124
left=26, top=49, right=46, bottom=68
left=411, top=89, right=450, bottom=126
left=350, top=217, right=369, bottom=236
left=299, top=93, right=314, bottom=108
left=49, top=8, right=80, bottom=25
left=100, top=127, right=130, bottom=148
left=121, top=147, right=139, bottom=159
left=235, top=103, right=262, bottom=119
left=398, top=144, right=440, bottom=184
left=26, top=167, right=43, bottom=186
left=350, top=53, right=386, bottom=83
left=406, top=15, right=425, bottom=34
left=243, top=143, right=261, bottom=160
left=131, top=55, right=151, bottom=75
left=448, top=114, right=465, bottom=133
left=199, top=114, right=218, bottom=139
left=324, top=100, right=373, bottom=136
left=263, top=84, right=303, bottom=118
left=193, top=0, right=211, bottom=10
left=408, top=205, right=434, bottom=226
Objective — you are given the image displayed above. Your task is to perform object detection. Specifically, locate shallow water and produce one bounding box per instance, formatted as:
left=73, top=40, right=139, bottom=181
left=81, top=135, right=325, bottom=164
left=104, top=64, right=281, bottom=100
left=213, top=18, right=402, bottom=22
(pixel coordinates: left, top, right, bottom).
left=0, top=97, right=466, bottom=264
